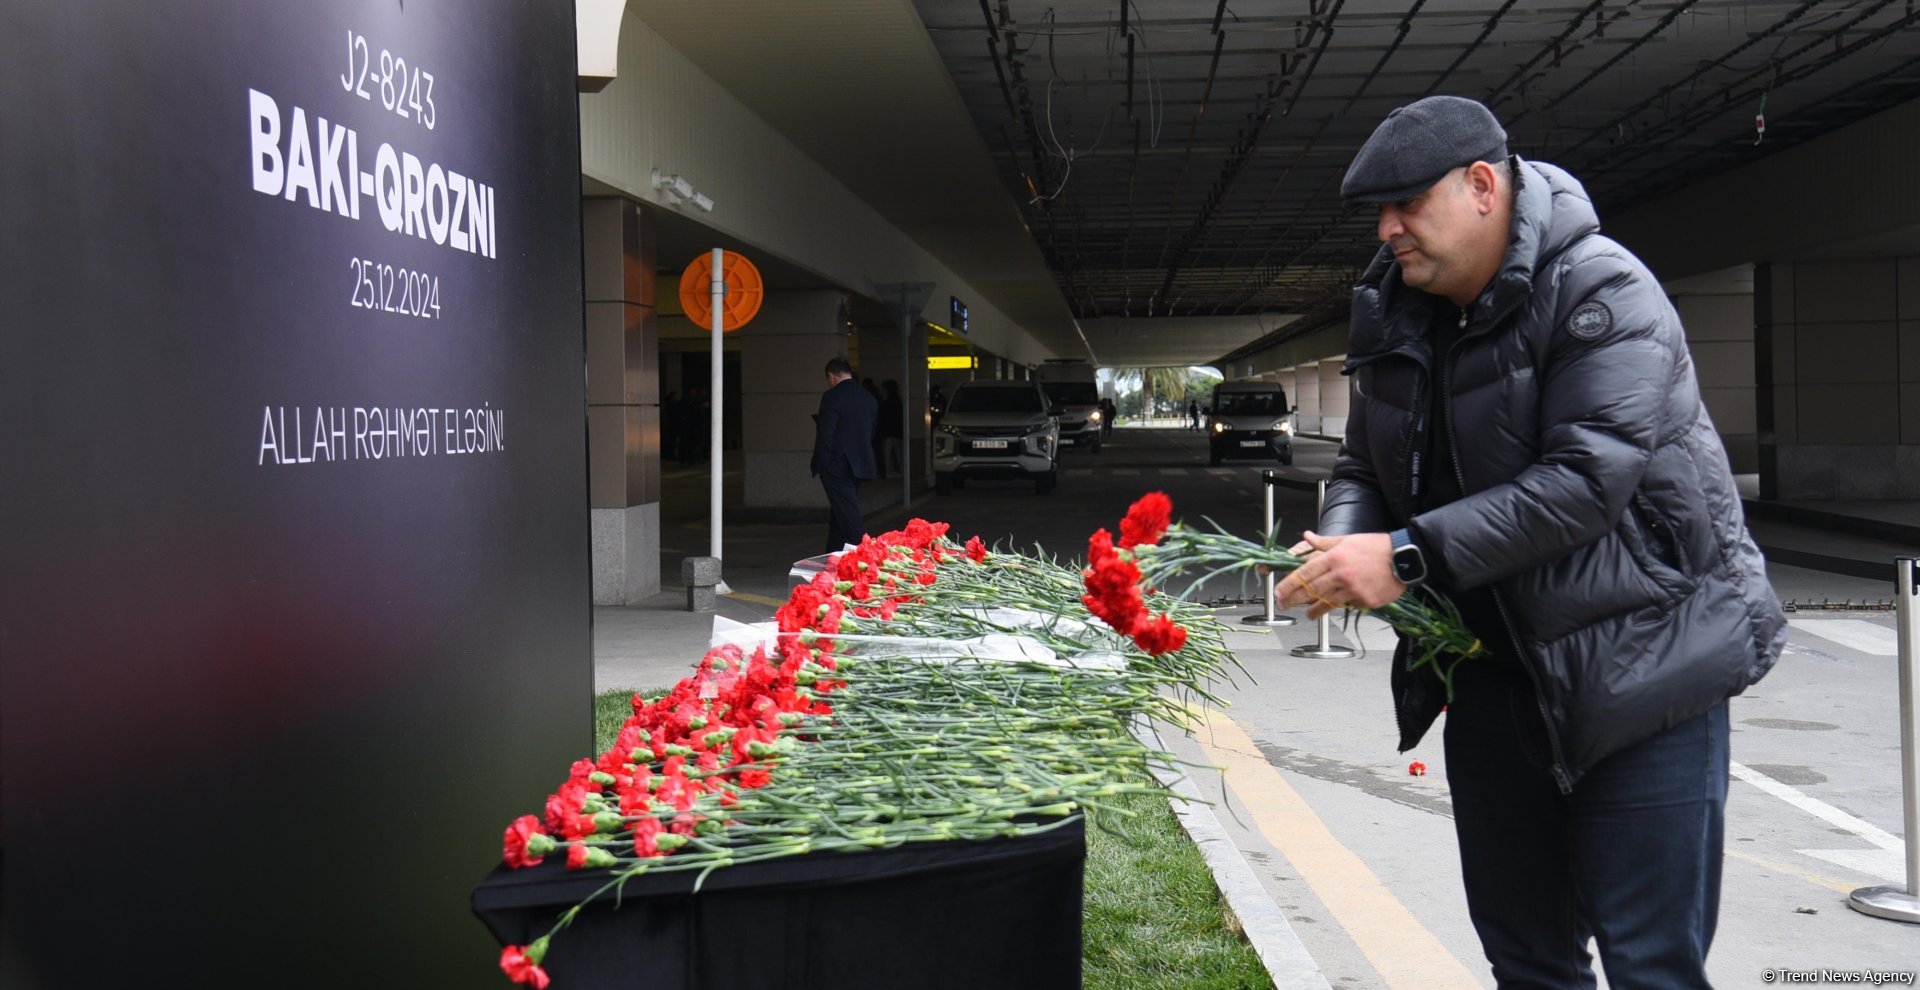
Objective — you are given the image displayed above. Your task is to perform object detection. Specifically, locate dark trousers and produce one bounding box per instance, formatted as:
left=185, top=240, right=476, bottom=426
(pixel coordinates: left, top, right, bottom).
left=1444, top=664, right=1729, bottom=990
left=820, top=471, right=864, bottom=553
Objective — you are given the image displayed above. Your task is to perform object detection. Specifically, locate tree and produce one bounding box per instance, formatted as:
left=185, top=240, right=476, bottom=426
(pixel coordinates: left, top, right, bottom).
left=1114, top=367, right=1190, bottom=419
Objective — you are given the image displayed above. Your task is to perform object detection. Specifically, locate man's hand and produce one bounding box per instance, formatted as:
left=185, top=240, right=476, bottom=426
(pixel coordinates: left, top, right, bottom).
left=1274, top=531, right=1406, bottom=619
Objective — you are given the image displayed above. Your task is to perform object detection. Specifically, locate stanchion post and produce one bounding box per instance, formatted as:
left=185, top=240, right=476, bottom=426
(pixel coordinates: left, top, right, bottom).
left=1847, top=557, right=1920, bottom=923
left=1242, top=470, right=1296, bottom=627
left=1292, top=479, right=1357, bottom=659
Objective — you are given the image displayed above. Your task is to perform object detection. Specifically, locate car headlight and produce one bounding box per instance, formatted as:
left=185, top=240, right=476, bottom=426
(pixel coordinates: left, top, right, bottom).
left=937, top=424, right=961, bottom=437
left=1211, top=420, right=1226, bottom=433
left=1276, top=419, right=1292, bottom=434
left=1088, top=410, right=1102, bottom=423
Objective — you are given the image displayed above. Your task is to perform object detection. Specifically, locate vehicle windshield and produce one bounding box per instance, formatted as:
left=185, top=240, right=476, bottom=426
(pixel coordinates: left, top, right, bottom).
left=1041, top=382, right=1099, bottom=406
left=1213, top=391, right=1286, bottom=416
left=948, top=386, right=1043, bottom=414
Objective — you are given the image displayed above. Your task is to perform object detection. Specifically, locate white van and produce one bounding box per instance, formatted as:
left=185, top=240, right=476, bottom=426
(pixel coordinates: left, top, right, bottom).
left=1034, top=359, right=1103, bottom=453
left=1209, top=381, right=1292, bottom=466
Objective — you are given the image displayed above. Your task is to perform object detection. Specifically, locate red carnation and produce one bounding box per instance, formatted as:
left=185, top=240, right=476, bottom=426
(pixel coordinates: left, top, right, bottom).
left=502, top=815, right=551, bottom=869
left=1118, top=492, right=1173, bottom=549
left=544, top=781, right=590, bottom=833
left=499, top=944, right=551, bottom=989
left=1081, top=529, right=1148, bottom=633
left=1409, top=760, right=1428, bottom=777
left=966, top=535, right=988, bottom=562
left=1130, top=613, right=1188, bottom=655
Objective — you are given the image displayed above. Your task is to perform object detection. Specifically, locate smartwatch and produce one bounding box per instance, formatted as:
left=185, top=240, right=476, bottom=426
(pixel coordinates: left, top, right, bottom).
left=1389, top=529, right=1428, bottom=587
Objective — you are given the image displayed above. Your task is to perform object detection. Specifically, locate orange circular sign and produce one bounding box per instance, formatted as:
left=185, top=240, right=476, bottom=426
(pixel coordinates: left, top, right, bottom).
left=679, top=251, right=764, bottom=332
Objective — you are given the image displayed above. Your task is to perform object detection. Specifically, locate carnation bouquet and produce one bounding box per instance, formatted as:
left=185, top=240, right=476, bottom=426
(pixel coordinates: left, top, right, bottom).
left=1091, top=492, right=1487, bottom=694
left=487, top=519, right=1240, bottom=987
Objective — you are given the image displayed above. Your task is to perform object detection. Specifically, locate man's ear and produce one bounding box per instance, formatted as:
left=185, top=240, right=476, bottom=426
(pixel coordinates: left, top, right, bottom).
left=1465, top=160, right=1501, bottom=215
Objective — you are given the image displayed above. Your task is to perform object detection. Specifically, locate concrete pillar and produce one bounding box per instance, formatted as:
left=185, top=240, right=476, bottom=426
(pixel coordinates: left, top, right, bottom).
left=1757, top=258, right=1920, bottom=499
left=739, top=291, right=850, bottom=508
left=584, top=198, right=662, bottom=604
left=1275, top=368, right=1298, bottom=411
left=1294, top=363, right=1323, bottom=435
left=1672, top=291, right=1758, bottom=474
left=1318, top=358, right=1349, bottom=437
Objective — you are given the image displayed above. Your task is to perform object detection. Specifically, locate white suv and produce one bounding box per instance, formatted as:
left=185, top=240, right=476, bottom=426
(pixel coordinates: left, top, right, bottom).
left=932, top=381, right=1061, bottom=495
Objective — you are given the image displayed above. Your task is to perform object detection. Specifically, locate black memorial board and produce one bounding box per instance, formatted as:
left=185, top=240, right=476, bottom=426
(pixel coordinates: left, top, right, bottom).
left=0, top=2, right=590, bottom=985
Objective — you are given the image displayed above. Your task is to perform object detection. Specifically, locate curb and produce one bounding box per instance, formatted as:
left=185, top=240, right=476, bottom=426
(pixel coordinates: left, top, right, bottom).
left=1138, top=719, right=1334, bottom=990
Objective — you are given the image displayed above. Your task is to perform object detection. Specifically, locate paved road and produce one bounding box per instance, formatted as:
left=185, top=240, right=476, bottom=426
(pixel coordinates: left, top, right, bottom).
left=650, top=428, right=1919, bottom=986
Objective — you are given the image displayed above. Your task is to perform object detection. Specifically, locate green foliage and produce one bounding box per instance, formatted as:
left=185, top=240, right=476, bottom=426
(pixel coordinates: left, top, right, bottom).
left=1084, top=791, right=1275, bottom=990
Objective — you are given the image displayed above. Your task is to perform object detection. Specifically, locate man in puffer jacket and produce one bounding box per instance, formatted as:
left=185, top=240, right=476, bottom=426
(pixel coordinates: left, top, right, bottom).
left=1276, top=96, right=1785, bottom=988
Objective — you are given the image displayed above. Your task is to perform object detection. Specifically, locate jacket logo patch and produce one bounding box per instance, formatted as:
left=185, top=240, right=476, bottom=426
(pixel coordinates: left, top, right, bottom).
left=1567, top=301, right=1612, bottom=340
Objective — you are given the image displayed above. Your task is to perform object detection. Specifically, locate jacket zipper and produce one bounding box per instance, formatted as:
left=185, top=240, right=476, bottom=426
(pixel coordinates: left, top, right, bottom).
left=1440, top=309, right=1575, bottom=793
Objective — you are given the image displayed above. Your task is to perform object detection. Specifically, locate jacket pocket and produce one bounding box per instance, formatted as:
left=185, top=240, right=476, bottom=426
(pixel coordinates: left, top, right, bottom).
left=1630, top=491, right=1685, bottom=574
left=1623, top=490, right=1694, bottom=604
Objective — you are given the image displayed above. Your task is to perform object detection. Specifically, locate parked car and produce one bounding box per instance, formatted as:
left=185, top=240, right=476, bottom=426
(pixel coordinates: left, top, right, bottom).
left=1035, top=359, right=1103, bottom=453
left=931, top=381, right=1061, bottom=494
left=1209, top=381, right=1293, bottom=465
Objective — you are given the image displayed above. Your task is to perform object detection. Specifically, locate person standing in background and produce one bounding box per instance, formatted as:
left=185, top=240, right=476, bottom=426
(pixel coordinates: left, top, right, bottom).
left=862, top=378, right=885, bottom=477
left=812, top=358, right=879, bottom=553
left=879, top=380, right=905, bottom=479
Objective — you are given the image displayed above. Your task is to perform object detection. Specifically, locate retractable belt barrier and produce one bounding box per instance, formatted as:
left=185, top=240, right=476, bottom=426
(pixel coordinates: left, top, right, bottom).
left=1847, top=557, right=1920, bottom=923
left=1240, top=470, right=1297, bottom=628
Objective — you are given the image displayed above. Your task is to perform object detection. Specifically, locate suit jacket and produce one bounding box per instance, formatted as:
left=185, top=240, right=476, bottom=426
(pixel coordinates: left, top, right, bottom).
left=812, top=378, right=878, bottom=480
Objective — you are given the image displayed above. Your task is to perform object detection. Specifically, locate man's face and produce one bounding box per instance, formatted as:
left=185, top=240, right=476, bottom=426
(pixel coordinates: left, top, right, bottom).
left=1376, top=168, right=1483, bottom=299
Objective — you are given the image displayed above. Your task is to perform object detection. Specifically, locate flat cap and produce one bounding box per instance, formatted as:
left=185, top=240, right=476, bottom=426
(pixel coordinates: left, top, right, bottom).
left=1341, top=96, right=1508, bottom=203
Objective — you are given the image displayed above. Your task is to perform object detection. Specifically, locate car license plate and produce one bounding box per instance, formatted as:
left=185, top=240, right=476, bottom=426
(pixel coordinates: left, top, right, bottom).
left=1239, top=440, right=1265, bottom=448
left=972, top=439, right=1008, bottom=450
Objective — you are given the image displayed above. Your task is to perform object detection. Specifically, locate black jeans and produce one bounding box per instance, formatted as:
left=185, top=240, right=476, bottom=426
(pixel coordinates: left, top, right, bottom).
left=819, top=471, right=864, bottom=553
left=1444, top=663, right=1729, bottom=989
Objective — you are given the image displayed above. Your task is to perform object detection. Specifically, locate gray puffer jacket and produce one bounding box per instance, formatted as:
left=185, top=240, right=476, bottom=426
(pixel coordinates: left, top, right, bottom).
left=1323, top=158, right=1786, bottom=791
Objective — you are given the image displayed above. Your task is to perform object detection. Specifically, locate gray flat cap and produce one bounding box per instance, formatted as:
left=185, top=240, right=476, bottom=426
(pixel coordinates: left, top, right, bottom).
left=1341, top=96, right=1509, bottom=203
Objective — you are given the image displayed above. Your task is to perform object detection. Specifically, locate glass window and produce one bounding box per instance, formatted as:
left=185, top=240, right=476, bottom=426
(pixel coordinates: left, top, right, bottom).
left=1041, top=382, right=1099, bottom=406
left=1212, top=390, right=1286, bottom=416
left=949, top=385, right=1044, bottom=413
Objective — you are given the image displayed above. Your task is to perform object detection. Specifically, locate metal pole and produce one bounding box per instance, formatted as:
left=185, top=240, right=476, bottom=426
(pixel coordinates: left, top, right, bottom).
left=1847, top=556, right=1920, bottom=923
left=1292, top=479, right=1357, bottom=659
left=709, top=248, right=724, bottom=564
left=901, top=306, right=912, bottom=511
left=1243, top=470, right=1296, bottom=627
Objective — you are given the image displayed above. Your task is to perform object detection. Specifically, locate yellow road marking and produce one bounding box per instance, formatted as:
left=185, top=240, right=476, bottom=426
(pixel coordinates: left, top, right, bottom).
left=1191, top=705, right=1484, bottom=990
left=723, top=591, right=787, bottom=609
left=1722, top=847, right=1856, bottom=894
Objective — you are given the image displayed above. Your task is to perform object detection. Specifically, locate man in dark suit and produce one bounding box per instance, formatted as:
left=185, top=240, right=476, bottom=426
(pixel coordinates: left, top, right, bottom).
left=811, top=357, right=879, bottom=552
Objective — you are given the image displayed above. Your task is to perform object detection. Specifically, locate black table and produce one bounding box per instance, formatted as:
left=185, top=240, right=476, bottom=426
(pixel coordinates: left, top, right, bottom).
left=473, top=820, right=1085, bottom=989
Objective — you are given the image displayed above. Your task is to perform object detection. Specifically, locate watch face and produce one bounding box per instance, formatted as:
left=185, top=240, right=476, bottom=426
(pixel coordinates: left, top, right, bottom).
left=1393, top=545, right=1425, bottom=583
